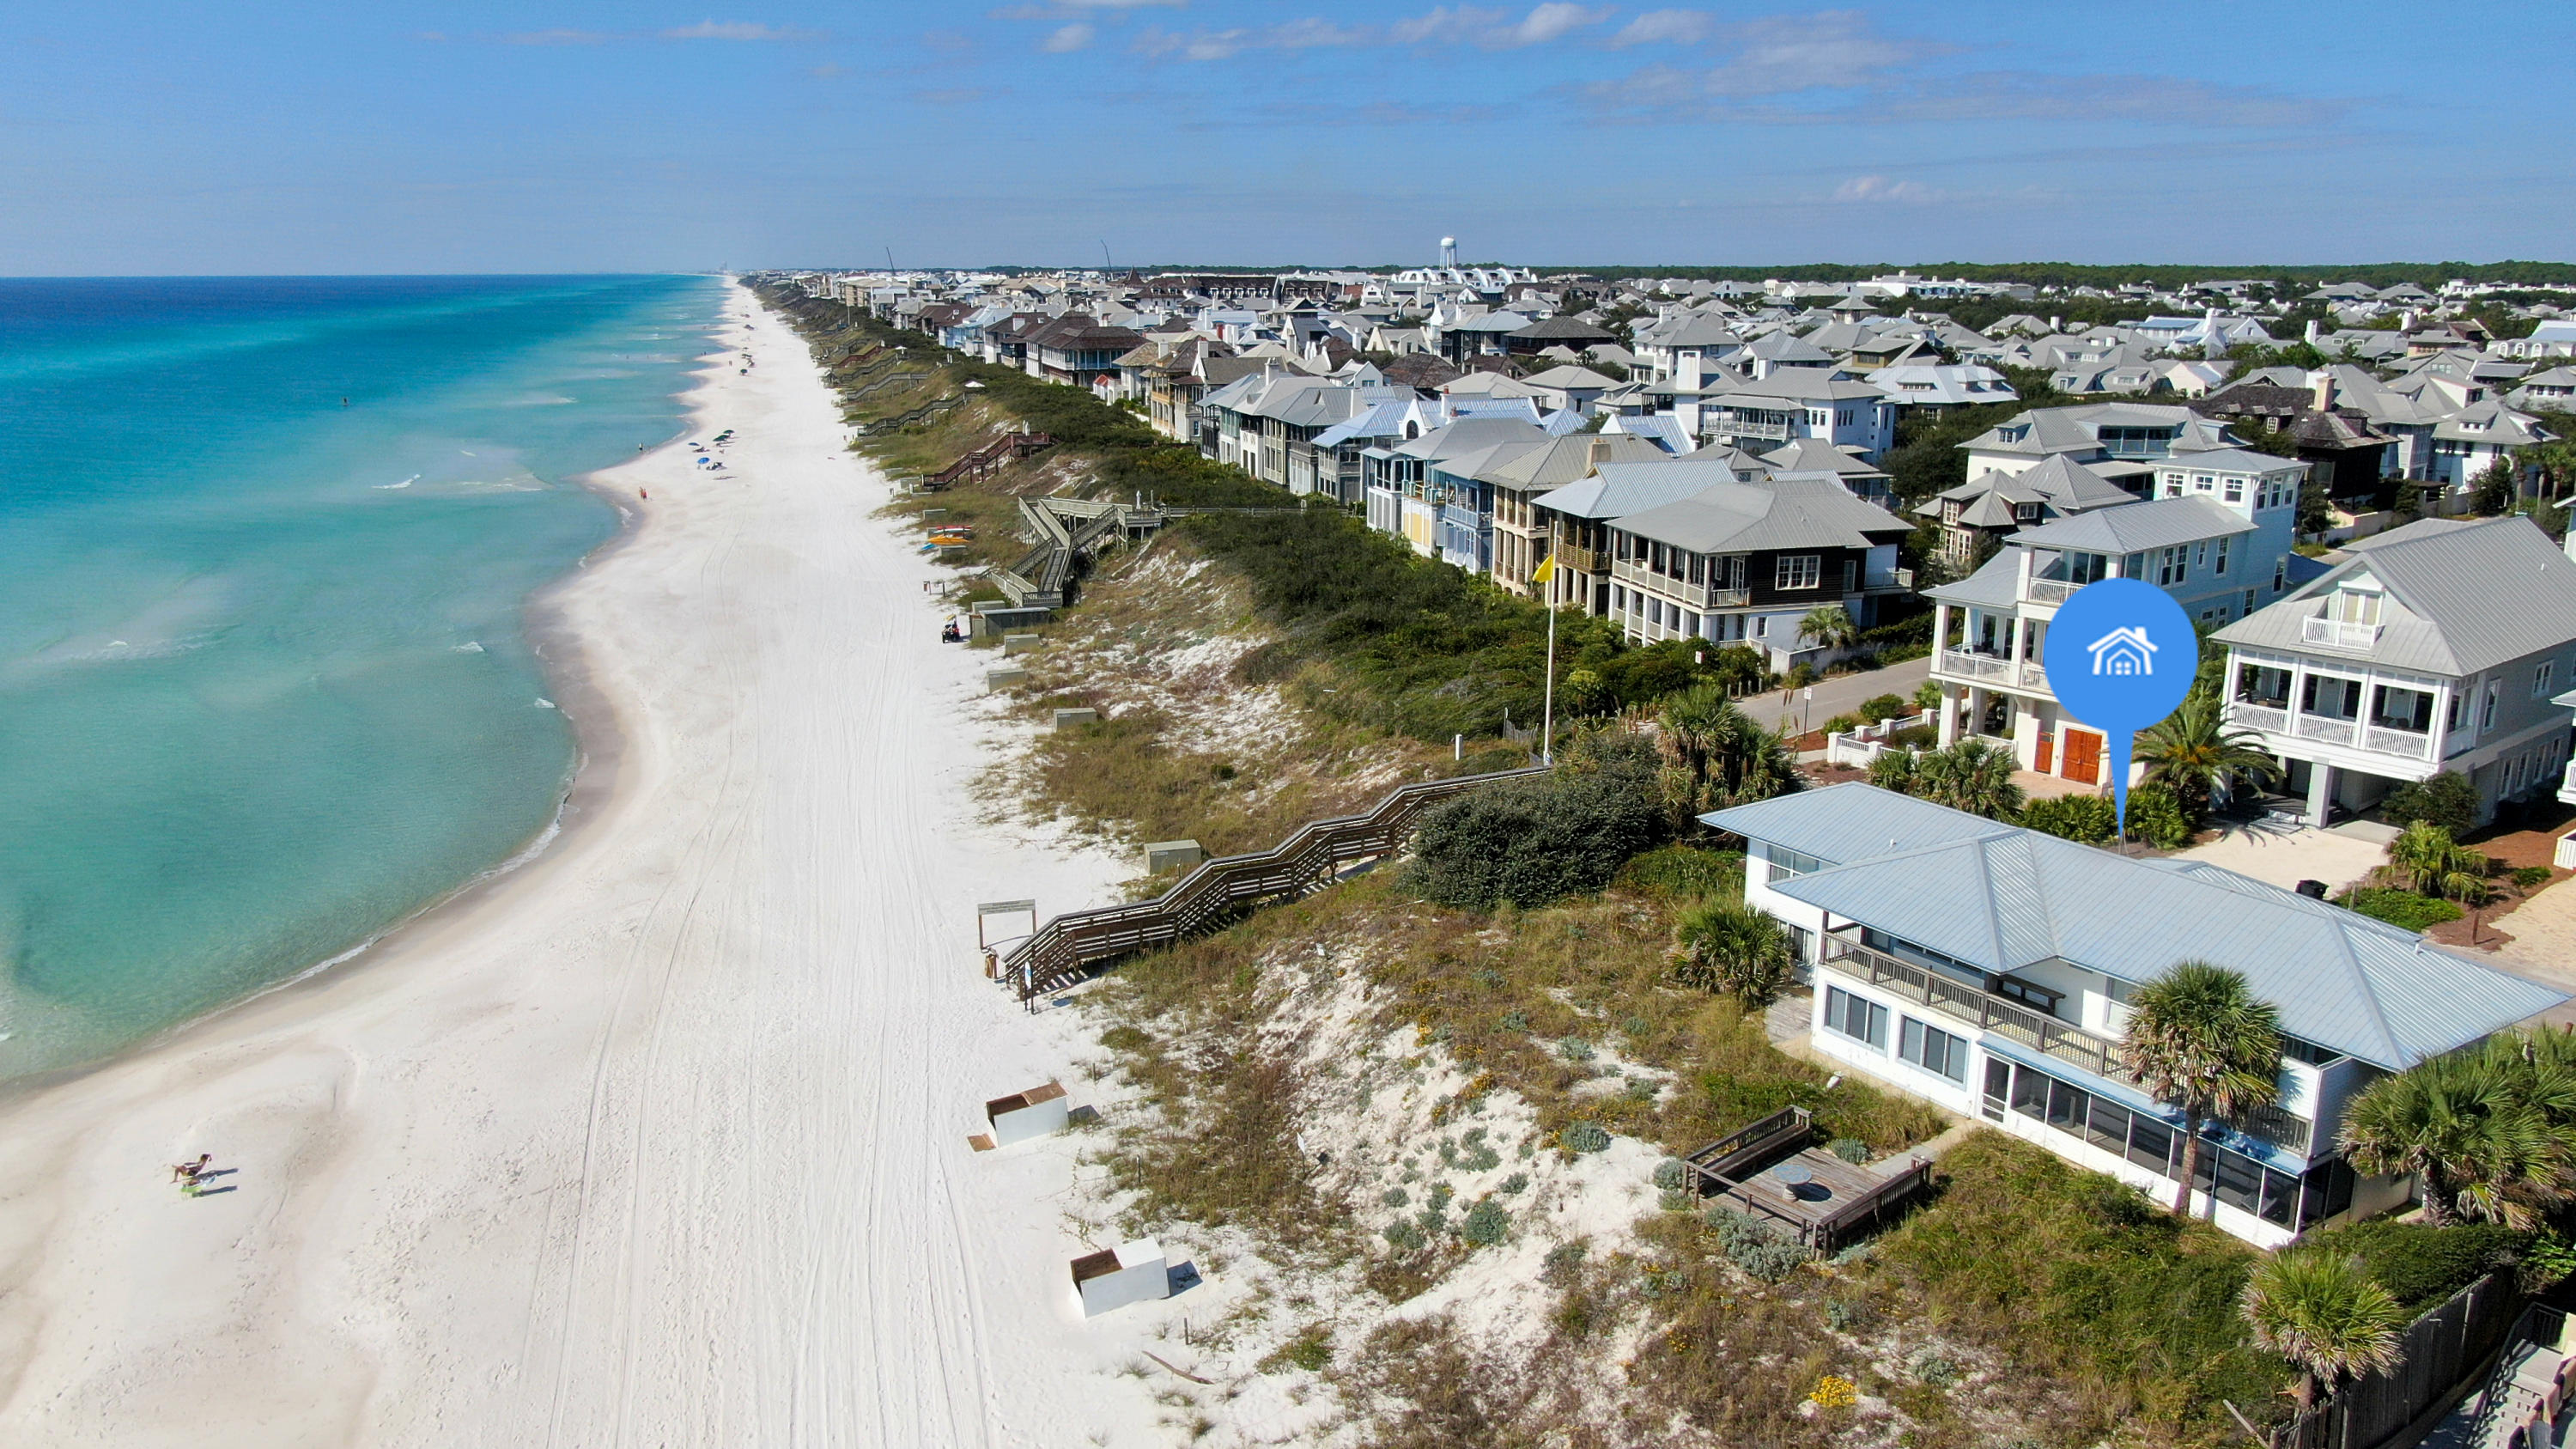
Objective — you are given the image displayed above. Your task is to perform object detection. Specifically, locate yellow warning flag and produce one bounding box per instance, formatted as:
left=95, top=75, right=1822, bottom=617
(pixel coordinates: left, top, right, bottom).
left=1531, top=554, right=1556, bottom=585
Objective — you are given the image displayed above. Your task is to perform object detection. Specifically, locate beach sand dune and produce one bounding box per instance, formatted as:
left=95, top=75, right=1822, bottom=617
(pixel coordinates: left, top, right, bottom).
left=0, top=284, right=1161, bottom=1446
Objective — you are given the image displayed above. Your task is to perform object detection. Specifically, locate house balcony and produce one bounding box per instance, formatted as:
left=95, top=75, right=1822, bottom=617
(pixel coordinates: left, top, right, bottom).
left=1554, top=542, right=1607, bottom=574
left=2021, top=576, right=2082, bottom=605
left=1933, top=648, right=2053, bottom=696
left=1820, top=935, right=2124, bottom=1081
left=2223, top=703, right=2437, bottom=764
left=2301, top=617, right=2384, bottom=651
left=1716, top=417, right=1795, bottom=442
left=1611, top=557, right=1749, bottom=610
left=1820, top=935, right=2316, bottom=1156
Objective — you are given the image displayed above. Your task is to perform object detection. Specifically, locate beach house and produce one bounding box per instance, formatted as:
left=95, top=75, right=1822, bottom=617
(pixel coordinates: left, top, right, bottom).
left=1708, top=784, right=2569, bottom=1247
left=1929, top=447, right=2309, bottom=788
left=2211, top=515, right=2576, bottom=827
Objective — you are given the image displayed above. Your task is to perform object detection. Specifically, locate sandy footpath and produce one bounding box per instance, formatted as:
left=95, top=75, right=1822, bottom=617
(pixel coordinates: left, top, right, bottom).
left=0, top=283, right=1174, bottom=1446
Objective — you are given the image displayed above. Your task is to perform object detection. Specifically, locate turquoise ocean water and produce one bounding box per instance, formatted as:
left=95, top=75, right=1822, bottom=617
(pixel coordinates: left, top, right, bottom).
left=0, top=275, right=722, bottom=1079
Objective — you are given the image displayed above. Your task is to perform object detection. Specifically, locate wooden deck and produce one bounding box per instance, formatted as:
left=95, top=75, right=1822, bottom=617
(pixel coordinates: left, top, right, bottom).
left=1684, top=1105, right=1935, bottom=1249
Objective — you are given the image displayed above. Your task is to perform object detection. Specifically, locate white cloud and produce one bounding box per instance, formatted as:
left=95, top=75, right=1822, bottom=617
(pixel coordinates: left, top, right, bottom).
left=1136, top=3, right=1605, bottom=60
left=1607, top=9, right=1714, bottom=46
left=660, top=21, right=806, bottom=40
left=1703, top=10, right=1934, bottom=97
left=1832, top=174, right=1939, bottom=203
left=1043, top=21, right=1096, bottom=52
left=502, top=28, right=611, bottom=45
left=1494, top=3, right=1608, bottom=46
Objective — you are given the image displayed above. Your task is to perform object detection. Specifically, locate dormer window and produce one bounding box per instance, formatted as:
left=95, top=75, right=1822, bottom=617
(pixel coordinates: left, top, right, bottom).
left=2330, top=587, right=2383, bottom=625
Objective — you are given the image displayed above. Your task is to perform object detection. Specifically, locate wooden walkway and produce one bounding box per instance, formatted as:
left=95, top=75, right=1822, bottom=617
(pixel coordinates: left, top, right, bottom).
left=995, top=765, right=1548, bottom=1003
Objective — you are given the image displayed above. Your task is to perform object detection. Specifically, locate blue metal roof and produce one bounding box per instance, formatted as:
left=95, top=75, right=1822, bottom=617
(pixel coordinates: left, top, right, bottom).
left=1722, top=788, right=2570, bottom=1071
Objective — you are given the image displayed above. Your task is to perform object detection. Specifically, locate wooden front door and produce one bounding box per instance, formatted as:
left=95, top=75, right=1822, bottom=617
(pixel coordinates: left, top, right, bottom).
left=2060, top=728, right=2102, bottom=784
left=2033, top=732, right=2054, bottom=774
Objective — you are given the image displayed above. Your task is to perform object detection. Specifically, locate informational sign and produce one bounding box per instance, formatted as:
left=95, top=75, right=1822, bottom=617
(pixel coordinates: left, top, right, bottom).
left=2040, top=579, right=2197, bottom=834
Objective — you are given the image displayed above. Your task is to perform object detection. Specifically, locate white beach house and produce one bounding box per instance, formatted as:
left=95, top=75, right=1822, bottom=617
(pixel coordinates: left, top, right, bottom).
left=1707, top=784, right=2569, bottom=1247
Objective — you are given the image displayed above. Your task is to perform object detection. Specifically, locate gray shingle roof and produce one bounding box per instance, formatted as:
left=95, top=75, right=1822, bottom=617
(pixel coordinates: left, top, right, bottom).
left=1705, top=784, right=2566, bottom=1069
left=2213, top=515, right=2576, bottom=676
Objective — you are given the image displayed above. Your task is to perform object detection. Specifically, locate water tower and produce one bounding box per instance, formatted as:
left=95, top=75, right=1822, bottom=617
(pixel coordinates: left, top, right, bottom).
left=1439, top=235, right=1458, bottom=271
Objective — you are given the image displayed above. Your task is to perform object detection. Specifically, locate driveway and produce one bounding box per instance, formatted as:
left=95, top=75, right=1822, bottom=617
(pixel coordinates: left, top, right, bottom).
left=1753, top=655, right=1931, bottom=735
left=2174, top=820, right=2390, bottom=895
left=2488, top=877, right=2576, bottom=1029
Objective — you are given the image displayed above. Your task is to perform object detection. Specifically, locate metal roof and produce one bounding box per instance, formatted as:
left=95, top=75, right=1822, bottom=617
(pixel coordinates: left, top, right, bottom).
left=1610, top=476, right=1909, bottom=554
left=1540, top=461, right=1754, bottom=521
left=1710, top=787, right=2567, bottom=1070
left=2213, top=514, right=2576, bottom=677
left=2004, top=495, right=2255, bottom=554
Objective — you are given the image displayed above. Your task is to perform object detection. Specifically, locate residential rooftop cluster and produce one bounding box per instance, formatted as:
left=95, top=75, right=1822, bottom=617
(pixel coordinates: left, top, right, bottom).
left=787, top=256, right=2576, bottom=1265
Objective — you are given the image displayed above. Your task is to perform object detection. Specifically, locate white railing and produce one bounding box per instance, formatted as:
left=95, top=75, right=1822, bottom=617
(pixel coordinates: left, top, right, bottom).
left=2362, top=727, right=2434, bottom=760
left=2023, top=577, right=2081, bottom=604
left=2302, top=617, right=2383, bottom=650
left=2018, top=661, right=2052, bottom=693
left=1824, top=710, right=1935, bottom=768
left=2229, top=703, right=2290, bottom=733
left=1935, top=648, right=2012, bottom=679
left=2293, top=715, right=2359, bottom=747
left=2562, top=760, right=2576, bottom=806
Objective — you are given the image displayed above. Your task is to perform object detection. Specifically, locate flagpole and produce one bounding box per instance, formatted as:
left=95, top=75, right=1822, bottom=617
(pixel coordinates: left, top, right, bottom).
left=1540, top=570, right=1557, bottom=766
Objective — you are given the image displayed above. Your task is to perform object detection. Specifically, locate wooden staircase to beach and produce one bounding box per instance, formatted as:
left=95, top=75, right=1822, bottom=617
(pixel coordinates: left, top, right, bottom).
left=994, top=765, right=1549, bottom=1003
left=920, top=431, right=1056, bottom=490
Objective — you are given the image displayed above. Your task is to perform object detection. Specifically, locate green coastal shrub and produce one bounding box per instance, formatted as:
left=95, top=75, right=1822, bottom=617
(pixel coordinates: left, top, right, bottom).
left=1461, top=1197, right=1510, bottom=1246
left=1559, top=1122, right=1612, bottom=1154
left=2337, top=887, right=2464, bottom=932
left=2304, top=1219, right=2530, bottom=1312
left=1653, top=1158, right=1689, bottom=1190
left=2382, top=770, right=2482, bottom=836
left=2020, top=794, right=2117, bottom=844
left=1859, top=693, right=1910, bottom=723
left=1406, top=734, right=1665, bottom=910
left=2123, top=782, right=2196, bottom=849
left=1613, top=844, right=1744, bottom=901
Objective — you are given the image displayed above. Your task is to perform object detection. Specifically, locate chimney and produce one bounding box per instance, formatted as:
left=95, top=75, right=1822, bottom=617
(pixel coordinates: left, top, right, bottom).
left=2310, top=369, right=2336, bottom=414
left=1588, top=439, right=1613, bottom=468
left=2303, top=318, right=2321, bottom=346
left=2048, top=315, right=2063, bottom=332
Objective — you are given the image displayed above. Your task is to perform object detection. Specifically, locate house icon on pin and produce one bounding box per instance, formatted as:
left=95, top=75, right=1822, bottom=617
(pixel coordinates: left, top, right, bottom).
left=2087, top=626, right=2157, bottom=677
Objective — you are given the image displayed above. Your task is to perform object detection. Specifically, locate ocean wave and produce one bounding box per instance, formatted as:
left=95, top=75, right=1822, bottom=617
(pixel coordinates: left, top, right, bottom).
left=374, top=474, right=419, bottom=490
left=452, top=641, right=485, bottom=653
left=534, top=697, right=556, bottom=709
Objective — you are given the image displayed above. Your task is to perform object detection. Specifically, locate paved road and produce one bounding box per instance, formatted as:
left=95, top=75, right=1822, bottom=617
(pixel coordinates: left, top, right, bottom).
left=1749, top=654, right=1931, bottom=735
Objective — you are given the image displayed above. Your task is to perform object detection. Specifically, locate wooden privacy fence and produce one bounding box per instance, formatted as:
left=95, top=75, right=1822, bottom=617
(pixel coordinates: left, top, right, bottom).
left=2264, top=1271, right=2524, bottom=1449
left=997, top=765, right=1549, bottom=1003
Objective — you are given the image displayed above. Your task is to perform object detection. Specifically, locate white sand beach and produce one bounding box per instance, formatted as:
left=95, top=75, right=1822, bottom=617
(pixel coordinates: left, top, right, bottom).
left=0, top=283, right=1172, bottom=1446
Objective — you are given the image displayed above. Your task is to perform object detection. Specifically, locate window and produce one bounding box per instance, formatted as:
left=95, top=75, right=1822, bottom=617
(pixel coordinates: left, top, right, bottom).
left=2483, top=680, right=2500, bottom=729
left=2157, top=546, right=2185, bottom=586
left=2537, top=661, right=2557, bottom=697
left=2009, top=1063, right=2050, bottom=1118
left=2126, top=1114, right=2177, bottom=1175
left=2215, top=537, right=2230, bottom=575
left=1754, top=615, right=1767, bottom=637
left=1842, top=559, right=1857, bottom=594
left=2086, top=1099, right=2132, bottom=1156
left=1775, top=554, right=1821, bottom=589
left=2224, top=478, right=2245, bottom=503
left=2194, top=542, right=2208, bottom=568
left=2274, top=556, right=2288, bottom=592
left=2370, top=685, right=2433, bottom=733
left=1981, top=1058, right=2012, bottom=1122
left=1898, top=1017, right=1968, bottom=1084
left=2045, top=1078, right=2087, bottom=1134
left=1766, top=843, right=1828, bottom=879
left=1823, top=986, right=1888, bottom=1050
left=2303, top=674, right=2361, bottom=721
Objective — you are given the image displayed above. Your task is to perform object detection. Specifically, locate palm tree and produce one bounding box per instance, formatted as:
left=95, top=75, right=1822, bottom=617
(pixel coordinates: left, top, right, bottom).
left=2123, top=962, right=2283, bottom=1216
left=1867, top=746, right=1920, bottom=795
left=2136, top=691, right=2281, bottom=819
left=1796, top=605, right=1856, bottom=654
left=2386, top=820, right=2466, bottom=897
left=1917, top=739, right=2025, bottom=819
left=2340, top=1051, right=2567, bottom=1227
left=1673, top=898, right=1796, bottom=1008
left=2240, top=1250, right=2408, bottom=1413
left=1656, top=684, right=1800, bottom=829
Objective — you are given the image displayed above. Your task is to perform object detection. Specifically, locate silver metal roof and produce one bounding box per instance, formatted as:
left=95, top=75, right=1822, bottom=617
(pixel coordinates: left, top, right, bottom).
left=2213, top=514, right=2576, bottom=677
left=1610, top=476, right=1909, bottom=554
left=1710, top=787, right=2567, bottom=1069
left=2005, top=495, right=2255, bottom=554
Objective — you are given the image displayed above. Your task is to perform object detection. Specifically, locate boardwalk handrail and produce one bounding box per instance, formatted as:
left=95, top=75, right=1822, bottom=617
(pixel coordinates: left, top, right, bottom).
left=999, top=764, right=1549, bottom=1002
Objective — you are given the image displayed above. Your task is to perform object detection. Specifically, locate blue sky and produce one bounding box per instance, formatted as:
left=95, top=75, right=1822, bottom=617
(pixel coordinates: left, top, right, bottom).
left=4, top=2, right=2569, bottom=273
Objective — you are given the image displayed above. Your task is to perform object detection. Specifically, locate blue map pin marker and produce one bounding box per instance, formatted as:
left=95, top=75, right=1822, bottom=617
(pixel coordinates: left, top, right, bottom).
left=2040, top=578, right=2197, bottom=837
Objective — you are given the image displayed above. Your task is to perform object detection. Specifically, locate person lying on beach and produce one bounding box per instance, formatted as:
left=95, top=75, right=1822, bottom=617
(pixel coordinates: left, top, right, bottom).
left=172, top=1154, right=212, bottom=1189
